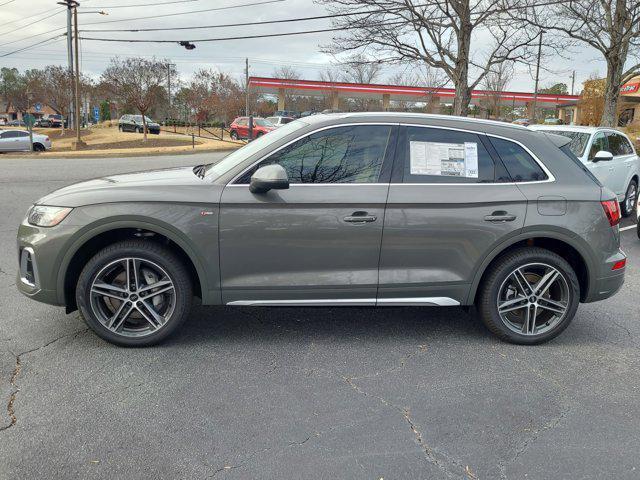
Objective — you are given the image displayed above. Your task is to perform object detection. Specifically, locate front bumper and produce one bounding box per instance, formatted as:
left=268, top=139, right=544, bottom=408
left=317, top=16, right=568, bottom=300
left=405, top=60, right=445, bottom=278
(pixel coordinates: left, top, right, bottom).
left=16, top=218, right=81, bottom=307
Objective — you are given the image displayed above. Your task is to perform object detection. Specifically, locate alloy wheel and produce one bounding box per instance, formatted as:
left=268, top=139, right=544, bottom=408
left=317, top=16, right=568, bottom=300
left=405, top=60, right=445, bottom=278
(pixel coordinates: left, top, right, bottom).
left=626, top=183, right=637, bottom=214
left=496, top=262, right=570, bottom=336
left=89, top=257, right=176, bottom=338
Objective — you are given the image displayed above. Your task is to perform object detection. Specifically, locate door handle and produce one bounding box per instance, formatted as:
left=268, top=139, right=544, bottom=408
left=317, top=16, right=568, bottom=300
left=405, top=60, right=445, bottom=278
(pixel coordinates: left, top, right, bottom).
left=484, top=211, right=517, bottom=222
left=344, top=211, right=377, bottom=223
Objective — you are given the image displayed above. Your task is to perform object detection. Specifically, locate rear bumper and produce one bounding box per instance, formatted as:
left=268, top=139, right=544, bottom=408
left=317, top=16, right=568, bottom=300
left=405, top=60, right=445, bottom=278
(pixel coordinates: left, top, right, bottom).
left=583, top=271, right=625, bottom=303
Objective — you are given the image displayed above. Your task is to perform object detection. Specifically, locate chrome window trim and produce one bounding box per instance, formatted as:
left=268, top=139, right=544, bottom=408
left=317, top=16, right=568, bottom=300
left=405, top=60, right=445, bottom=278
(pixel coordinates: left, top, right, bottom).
left=226, top=121, right=555, bottom=187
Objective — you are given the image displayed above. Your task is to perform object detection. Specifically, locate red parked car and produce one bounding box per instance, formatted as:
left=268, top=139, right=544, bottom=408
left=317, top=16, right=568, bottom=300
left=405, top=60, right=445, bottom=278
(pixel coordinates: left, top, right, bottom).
left=229, top=117, right=276, bottom=140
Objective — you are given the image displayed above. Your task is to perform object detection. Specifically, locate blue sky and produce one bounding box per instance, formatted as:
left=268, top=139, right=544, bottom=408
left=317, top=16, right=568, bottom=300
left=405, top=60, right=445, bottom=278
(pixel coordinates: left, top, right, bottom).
left=0, top=0, right=612, bottom=94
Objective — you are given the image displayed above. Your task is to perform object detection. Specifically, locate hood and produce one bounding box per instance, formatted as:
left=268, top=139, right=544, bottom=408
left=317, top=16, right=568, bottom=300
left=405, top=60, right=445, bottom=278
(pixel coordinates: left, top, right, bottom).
left=37, top=166, right=216, bottom=208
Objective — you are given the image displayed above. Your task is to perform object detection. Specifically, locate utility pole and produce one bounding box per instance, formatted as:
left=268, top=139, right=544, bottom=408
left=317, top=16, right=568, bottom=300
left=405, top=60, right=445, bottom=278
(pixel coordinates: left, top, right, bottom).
left=531, top=29, right=545, bottom=123
left=166, top=62, right=175, bottom=107
left=58, top=0, right=76, bottom=131
left=570, top=70, right=576, bottom=95
left=72, top=3, right=85, bottom=148
left=245, top=58, right=249, bottom=116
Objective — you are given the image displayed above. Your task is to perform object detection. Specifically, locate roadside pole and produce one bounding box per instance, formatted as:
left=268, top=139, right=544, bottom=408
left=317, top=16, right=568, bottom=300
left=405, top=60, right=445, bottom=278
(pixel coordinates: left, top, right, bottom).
left=72, top=3, right=85, bottom=148
left=24, top=113, right=35, bottom=151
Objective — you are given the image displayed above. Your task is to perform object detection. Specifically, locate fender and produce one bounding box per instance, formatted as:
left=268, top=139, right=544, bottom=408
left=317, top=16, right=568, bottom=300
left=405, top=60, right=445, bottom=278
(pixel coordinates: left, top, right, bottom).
left=54, top=216, right=217, bottom=306
left=465, top=226, right=595, bottom=305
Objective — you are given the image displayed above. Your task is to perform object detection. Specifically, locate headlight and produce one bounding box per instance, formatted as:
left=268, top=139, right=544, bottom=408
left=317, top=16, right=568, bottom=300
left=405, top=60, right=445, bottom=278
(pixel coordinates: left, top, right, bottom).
left=27, top=205, right=73, bottom=227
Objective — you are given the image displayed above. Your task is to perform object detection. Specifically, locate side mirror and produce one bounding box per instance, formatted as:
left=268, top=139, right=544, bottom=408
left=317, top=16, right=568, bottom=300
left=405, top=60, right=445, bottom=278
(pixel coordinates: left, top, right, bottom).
left=249, top=164, right=289, bottom=194
left=592, top=150, right=614, bottom=162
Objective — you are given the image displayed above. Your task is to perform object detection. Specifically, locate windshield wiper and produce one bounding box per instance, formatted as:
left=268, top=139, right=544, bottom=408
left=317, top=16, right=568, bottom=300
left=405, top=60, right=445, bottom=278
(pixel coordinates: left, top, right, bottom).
left=192, top=164, right=208, bottom=179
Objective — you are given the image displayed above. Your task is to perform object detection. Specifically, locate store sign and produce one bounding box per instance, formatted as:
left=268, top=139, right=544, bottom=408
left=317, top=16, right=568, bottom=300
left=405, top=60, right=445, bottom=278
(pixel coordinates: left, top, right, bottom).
left=620, top=82, right=640, bottom=94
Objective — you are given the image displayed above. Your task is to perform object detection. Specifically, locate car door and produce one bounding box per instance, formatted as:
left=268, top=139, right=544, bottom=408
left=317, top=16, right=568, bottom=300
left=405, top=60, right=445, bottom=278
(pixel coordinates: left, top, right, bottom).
left=0, top=131, right=14, bottom=151
left=377, top=125, right=528, bottom=305
left=15, top=131, right=31, bottom=150
left=586, top=131, right=612, bottom=189
left=0, top=131, right=24, bottom=151
left=236, top=118, right=249, bottom=138
left=606, top=131, right=634, bottom=197
left=218, top=123, right=397, bottom=305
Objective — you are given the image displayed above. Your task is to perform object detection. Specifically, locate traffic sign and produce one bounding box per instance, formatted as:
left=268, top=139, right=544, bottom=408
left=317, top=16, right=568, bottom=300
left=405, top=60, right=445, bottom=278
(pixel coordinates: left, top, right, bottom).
left=93, top=106, right=100, bottom=123
left=34, top=103, right=42, bottom=113
left=23, top=113, right=36, bottom=128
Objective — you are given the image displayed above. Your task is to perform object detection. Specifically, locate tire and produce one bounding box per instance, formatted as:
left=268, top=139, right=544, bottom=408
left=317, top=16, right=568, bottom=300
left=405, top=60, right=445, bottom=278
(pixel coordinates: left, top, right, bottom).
left=477, top=247, right=580, bottom=345
left=256, top=132, right=264, bottom=138
left=76, top=240, right=193, bottom=347
left=621, top=179, right=637, bottom=218
left=118, top=125, right=122, bottom=132
left=230, top=130, right=238, bottom=140
left=32, top=143, right=45, bottom=152
left=137, top=127, right=143, bottom=134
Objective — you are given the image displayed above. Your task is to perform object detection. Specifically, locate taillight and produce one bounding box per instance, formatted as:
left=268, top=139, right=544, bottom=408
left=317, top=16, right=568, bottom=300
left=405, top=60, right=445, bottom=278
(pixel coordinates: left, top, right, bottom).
left=601, top=200, right=620, bottom=227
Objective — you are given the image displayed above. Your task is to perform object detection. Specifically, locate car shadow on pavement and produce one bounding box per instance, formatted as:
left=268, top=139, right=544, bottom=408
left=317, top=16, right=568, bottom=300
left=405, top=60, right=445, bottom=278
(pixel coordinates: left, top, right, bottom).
left=166, top=304, right=493, bottom=347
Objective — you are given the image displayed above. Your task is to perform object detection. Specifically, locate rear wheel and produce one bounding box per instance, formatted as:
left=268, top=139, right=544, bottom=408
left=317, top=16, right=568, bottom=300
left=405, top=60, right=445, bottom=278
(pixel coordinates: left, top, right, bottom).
left=76, top=240, right=192, bottom=347
left=32, top=143, right=45, bottom=152
left=478, top=247, right=580, bottom=344
left=621, top=179, right=637, bottom=217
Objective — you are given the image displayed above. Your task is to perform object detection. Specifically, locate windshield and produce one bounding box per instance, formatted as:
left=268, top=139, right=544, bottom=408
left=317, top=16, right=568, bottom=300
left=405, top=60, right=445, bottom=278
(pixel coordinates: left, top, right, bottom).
left=539, top=130, right=590, bottom=157
left=266, top=117, right=278, bottom=124
left=205, top=119, right=309, bottom=177
left=254, top=119, right=272, bottom=127
left=132, top=115, right=154, bottom=123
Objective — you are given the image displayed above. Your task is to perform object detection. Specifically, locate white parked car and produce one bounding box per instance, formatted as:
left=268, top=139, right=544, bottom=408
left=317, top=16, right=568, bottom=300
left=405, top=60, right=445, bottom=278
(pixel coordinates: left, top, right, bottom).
left=265, top=116, right=294, bottom=128
left=530, top=125, right=639, bottom=217
left=0, top=129, right=52, bottom=152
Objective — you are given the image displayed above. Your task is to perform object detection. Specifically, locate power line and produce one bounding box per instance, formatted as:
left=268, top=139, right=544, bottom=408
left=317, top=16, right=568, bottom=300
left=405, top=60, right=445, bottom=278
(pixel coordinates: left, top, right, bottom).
left=0, top=34, right=65, bottom=58
left=90, top=0, right=199, bottom=7
left=80, top=8, right=406, bottom=32
left=0, top=26, right=65, bottom=48
left=81, top=0, right=287, bottom=26
left=79, top=21, right=406, bottom=44
left=0, top=9, right=64, bottom=37
left=0, top=6, right=60, bottom=29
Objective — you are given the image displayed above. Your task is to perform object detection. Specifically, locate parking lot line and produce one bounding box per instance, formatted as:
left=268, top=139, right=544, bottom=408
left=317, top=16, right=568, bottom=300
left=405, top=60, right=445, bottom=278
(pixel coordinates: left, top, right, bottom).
left=620, top=224, right=637, bottom=232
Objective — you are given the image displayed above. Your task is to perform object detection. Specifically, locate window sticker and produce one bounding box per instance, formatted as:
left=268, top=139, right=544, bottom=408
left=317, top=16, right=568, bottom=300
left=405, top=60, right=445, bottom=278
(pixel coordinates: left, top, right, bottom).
left=409, top=141, right=479, bottom=178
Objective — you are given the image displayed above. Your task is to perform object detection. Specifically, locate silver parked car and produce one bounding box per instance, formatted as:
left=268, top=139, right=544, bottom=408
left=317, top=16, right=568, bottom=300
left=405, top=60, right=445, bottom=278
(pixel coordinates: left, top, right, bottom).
left=17, top=113, right=626, bottom=346
left=530, top=125, right=639, bottom=217
left=0, top=129, right=52, bottom=152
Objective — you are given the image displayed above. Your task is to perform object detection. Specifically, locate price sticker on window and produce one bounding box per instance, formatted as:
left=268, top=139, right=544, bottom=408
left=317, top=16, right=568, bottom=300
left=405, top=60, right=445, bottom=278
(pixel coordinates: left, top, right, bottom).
left=410, top=141, right=479, bottom=178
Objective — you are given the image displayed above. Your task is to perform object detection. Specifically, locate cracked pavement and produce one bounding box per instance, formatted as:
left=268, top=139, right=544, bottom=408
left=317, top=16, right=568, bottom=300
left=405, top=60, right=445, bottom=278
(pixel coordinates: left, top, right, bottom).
left=1, top=153, right=639, bottom=479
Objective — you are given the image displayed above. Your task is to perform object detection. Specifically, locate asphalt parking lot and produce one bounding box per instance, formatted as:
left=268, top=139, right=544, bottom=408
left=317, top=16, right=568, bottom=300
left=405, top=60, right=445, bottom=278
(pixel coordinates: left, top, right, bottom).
left=1, top=153, right=639, bottom=479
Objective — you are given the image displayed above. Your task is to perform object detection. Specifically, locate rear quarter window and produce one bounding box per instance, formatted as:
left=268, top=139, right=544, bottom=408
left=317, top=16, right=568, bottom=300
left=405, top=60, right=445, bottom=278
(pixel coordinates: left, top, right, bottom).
left=489, top=137, right=548, bottom=182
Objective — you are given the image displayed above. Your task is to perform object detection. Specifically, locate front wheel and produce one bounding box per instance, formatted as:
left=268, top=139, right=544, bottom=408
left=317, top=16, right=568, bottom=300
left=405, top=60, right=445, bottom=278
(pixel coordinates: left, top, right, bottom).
left=477, top=247, right=580, bottom=345
left=76, top=240, right=193, bottom=347
left=621, top=179, right=637, bottom=217
left=230, top=130, right=238, bottom=140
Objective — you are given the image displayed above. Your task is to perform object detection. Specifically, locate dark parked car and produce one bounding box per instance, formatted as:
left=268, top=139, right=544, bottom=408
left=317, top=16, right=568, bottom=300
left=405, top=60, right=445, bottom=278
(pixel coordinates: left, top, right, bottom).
left=7, top=120, right=26, bottom=127
left=17, top=113, right=626, bottom=346
left=118, top=114, right=160, bottom=134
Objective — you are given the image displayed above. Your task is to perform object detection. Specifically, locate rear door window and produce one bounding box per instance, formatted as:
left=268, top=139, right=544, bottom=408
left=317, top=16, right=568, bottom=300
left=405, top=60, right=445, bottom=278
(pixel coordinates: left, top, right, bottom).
left=606, top=132, right=634, bottom=156
left=489, top=137, right=548, bottom=182
left=398, top=126, right=498, bottom=183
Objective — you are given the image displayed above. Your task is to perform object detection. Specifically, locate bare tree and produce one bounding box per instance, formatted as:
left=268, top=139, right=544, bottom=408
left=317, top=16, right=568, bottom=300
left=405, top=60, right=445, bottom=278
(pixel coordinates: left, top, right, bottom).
left=41, top=66, right=73, bottom=134
left=101, top=57, right=169, bottom=141
left=318, top=0, right=539, bottom=116
left=481, top=62, right=514, bottom=118
left=272, top=66, right=301, bottom=80
left=517, top=0, right=640, bottom=126
left=341, top=54, right=382, bottom=84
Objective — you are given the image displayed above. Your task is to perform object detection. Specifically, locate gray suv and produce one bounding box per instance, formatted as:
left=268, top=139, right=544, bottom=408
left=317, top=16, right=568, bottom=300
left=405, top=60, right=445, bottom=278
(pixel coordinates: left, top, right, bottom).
left=17, top=113, right=626, bottom=346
